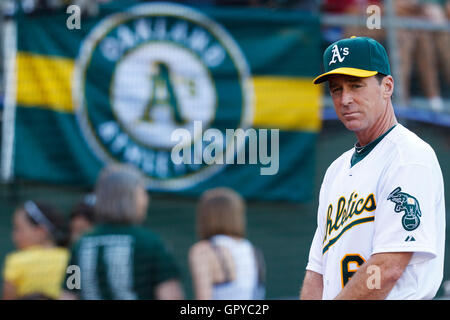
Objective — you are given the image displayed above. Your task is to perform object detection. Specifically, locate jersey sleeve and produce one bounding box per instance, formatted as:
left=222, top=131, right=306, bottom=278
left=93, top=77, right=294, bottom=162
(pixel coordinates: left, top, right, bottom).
left=306, top=180, right=326, bottom=274
left=372, top=163, right=437, bottom=264
left=306, top=226, right=324, bottom=274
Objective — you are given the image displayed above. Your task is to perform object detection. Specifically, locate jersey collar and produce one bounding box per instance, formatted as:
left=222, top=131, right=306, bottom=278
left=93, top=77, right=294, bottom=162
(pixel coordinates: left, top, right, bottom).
left=350, top=124, right=397, bottom=167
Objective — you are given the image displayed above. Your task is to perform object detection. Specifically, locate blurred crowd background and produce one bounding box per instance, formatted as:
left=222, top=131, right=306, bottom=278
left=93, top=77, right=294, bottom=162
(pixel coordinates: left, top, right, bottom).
left=0, top=0, right=449, bottom=300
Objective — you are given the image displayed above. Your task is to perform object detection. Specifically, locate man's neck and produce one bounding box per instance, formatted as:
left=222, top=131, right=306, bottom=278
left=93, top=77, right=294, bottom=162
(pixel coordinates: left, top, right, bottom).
left=356, top=104, right=397, bottom=146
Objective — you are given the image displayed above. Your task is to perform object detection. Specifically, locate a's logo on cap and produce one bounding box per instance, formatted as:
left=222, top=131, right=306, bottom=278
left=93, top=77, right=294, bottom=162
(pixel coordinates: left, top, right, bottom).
left=329, top=44, right=349, bottom=65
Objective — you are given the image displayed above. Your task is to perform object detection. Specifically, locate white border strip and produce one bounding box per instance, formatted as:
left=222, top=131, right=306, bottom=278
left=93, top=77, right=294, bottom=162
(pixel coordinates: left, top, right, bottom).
left=1, top=19, right=17, bottom=182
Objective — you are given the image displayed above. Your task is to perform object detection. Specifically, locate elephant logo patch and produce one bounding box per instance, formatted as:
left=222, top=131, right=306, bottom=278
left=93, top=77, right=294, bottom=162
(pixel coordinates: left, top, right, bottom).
left=387, top=187, right=422, bottom=231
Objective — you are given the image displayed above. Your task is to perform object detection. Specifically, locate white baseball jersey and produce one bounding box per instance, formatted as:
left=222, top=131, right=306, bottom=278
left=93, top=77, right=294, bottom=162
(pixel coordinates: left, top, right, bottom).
left=306, top=124, right=445, bottom=299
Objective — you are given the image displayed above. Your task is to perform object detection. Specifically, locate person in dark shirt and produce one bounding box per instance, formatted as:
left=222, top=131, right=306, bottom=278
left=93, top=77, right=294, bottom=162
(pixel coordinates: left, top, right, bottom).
left=61, top=164, right=184, bottom=300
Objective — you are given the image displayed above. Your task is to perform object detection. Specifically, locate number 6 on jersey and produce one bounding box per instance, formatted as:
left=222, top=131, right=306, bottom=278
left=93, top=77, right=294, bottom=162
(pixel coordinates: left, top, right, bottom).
left=341, top=254, right=365, bottom=287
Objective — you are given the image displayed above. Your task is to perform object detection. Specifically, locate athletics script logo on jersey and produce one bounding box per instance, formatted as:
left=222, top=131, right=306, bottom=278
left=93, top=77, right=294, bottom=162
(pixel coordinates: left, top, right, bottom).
left=322, top=192, right=377, bottom=254
left=328, top=44, right=349, bottom=65
left=387, top=187, right=422, bottom=231
left=73, top=3, right=252, bottom=190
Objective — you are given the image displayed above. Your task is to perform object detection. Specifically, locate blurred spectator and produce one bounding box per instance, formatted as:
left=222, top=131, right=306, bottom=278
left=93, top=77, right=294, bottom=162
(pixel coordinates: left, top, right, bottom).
left=2, top=201, right=70, bottom=300
left=344, top=0, right=384, bottom=40
left=420, top=0, right=450, bottom=106
left=320, top=0, right=385, bottom=49
left=189, top=187, right=266, bottom=300
left=396, top=0, right=445, bottom=111
left=323, top=0, right=448, bottom=110
left=61, top=164, right=184, bottom=300
left=69, top=194, right=96, bottom=244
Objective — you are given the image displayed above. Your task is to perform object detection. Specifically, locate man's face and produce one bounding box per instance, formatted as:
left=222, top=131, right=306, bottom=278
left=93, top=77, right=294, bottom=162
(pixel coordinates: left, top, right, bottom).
left=328, top=74, right=387, bottom=133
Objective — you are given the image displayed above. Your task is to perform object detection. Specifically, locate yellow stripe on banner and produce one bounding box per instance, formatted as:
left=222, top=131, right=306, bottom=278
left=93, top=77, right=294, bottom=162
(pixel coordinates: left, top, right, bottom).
left=252, top=76, right=322, bottom=131
left=16, top=52, right=75, bottom=112
left=15, top=53, right=322, bottom=131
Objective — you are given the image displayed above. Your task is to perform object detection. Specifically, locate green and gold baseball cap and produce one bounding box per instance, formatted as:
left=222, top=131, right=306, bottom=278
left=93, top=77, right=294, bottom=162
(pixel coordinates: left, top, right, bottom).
left=313, top=36, right=391, bottom=84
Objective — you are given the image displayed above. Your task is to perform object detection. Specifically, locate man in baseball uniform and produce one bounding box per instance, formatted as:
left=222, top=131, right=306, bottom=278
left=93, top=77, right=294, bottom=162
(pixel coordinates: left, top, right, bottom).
left=300, top=36, right=445, bottom=299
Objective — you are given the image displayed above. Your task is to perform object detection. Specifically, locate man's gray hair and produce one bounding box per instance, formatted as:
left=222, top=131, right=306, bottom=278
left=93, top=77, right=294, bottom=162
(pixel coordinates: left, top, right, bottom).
left=94, top=164, right=147, bottom=224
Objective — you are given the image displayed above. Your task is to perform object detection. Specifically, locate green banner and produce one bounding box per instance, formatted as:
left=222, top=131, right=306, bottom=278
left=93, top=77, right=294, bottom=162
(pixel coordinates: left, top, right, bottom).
left=6, top=1, right=322, bottom=201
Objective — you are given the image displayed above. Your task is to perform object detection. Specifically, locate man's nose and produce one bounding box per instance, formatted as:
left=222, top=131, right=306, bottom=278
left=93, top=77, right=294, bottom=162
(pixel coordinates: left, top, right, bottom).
left=341, top=87, right=354, bottom=106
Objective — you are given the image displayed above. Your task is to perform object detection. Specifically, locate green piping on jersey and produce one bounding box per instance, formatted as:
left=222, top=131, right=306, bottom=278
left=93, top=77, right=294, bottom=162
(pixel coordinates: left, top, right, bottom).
left=322, top=216, right=375, bottom=254
left=350, top=124, right=397, bottom=167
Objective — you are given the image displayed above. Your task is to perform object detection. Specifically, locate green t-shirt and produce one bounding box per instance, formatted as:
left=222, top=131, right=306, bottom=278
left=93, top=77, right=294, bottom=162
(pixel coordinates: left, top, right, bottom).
left=64, top=224, right=180, bottom=300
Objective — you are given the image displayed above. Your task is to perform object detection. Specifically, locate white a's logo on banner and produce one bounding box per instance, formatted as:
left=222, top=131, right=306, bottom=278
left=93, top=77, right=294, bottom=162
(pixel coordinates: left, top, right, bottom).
left=329, top=44, right=349, bottom=65
left=74, top=2, right=253, bottom=191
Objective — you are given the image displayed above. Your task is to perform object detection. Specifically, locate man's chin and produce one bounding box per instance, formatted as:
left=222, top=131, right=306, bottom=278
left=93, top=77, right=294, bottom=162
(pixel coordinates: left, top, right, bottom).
left=342, top=121, right=363, bottom=132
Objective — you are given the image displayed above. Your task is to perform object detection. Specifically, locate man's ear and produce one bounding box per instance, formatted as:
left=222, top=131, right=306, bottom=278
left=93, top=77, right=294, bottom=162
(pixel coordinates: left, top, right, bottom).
left=382, top=75, right=394, bottom=98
